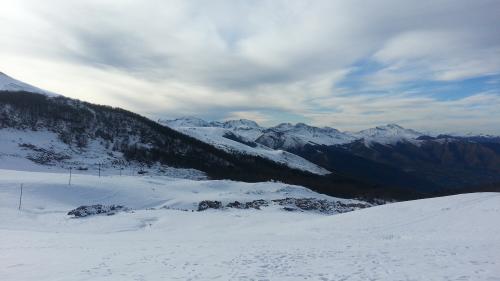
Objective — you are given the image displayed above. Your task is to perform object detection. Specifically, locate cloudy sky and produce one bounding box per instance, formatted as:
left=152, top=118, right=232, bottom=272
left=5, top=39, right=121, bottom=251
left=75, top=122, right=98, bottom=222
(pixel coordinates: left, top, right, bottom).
left=1, top=0, right=499, bottom=133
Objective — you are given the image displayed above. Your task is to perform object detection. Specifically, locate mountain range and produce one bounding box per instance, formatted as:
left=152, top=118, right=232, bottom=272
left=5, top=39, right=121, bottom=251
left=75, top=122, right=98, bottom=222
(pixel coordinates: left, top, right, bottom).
left=2, top=72, right=500, bottom=200
left=160, top=116, right=500, bottom=193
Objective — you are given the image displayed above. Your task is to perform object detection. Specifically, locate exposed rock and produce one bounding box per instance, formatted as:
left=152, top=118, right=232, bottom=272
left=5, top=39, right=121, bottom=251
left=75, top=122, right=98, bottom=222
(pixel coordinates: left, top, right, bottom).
left=197, top=200, right=222, bottom=211
left=244, top=199, right=268, bottom=210
left=197, top=198, right=371, bottom=214
left=68, top=204, right=129, bottom=218
left=272, top=198, right=371, bottom=214
left=282, top=207, right=298, bottom=212
left=225, top=199, right=269, bottom=210
left=226, top=201, right=247, bottom=209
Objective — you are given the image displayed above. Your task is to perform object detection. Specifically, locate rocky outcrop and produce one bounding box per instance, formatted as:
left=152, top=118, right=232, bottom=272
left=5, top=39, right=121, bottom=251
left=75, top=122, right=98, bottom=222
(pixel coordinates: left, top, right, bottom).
left=272, top=198, right=371, bottom=214
left=226, top=199, right=269, bottom=210
left=197, top=198, right=372, bottom=214
left=68, top=204, right=129, bottom=217
left=197, top=200, right=223, bottom=211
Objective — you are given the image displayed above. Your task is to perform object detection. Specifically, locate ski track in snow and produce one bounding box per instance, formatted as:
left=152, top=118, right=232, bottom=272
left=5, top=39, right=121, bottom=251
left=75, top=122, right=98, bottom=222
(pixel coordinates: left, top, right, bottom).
left=0, top=169, right=499, bottom=281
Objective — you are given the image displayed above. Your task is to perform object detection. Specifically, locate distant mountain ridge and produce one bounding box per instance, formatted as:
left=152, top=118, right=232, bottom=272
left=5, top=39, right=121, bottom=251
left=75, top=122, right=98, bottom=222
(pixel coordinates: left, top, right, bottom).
left=162, top=116, right=500, bottom=192
left=159, top=118, right=327, bottom=175
left=162, top=116, right=498, bottom=147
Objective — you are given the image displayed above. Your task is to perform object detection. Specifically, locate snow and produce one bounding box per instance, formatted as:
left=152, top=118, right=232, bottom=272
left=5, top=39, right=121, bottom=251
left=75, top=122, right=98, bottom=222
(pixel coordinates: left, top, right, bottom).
left=159, top=118, right=449, bottom=174
left=263, top=122, right=357, bottom=148
left=159, top=117, right=212, bottom=128
left=162, top=117, right=431, bottom=152
left=0, top=72, right=58, bottom=97
left=0, top=128, right=207, bottom=179
left=160, top=122, right=330, bottom=175
left=1, top=168, right=499, bottom=280
left=161, top=117, right=265, bottom=140
left=353, top=124, right=424, bottom=145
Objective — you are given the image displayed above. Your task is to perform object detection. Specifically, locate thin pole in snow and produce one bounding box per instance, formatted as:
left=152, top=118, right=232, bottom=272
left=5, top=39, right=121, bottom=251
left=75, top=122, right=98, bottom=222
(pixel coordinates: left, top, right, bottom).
left=18, top=184, right=23, bottom=210
left=98, top=163, right=101, bottom=177
left=69, top=167, right=72, bottom=185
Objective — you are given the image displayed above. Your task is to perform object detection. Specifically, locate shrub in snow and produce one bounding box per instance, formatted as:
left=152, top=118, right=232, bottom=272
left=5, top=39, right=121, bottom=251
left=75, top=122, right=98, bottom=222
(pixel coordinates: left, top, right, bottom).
left=67, top=204, right=129, bottom=218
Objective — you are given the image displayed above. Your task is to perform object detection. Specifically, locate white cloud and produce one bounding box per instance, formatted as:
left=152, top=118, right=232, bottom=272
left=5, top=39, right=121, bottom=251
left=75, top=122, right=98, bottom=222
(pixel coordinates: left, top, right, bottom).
left=370, top=30, right=500, bottom=85
left=0, top=0, right=499, bottom=133
left=305, top=91, right=500, bottom=134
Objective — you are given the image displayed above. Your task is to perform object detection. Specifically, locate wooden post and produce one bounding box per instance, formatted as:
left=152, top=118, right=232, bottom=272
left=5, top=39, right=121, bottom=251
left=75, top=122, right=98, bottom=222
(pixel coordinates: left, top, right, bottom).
left=98, top=163, right=101, bottom=177
left=18, top=184, right=23, bottom=210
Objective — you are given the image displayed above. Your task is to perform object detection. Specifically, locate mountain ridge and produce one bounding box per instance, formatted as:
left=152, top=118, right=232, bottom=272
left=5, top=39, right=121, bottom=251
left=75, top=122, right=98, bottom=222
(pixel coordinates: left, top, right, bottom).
left=162, top=116, right=500, bottom=191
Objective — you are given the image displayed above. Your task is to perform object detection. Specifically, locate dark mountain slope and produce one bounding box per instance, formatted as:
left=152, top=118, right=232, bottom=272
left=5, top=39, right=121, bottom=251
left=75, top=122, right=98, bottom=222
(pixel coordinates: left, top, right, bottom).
left=288, top=143, right=439, bottom=192
left=341, top=140, right=500, bottom=189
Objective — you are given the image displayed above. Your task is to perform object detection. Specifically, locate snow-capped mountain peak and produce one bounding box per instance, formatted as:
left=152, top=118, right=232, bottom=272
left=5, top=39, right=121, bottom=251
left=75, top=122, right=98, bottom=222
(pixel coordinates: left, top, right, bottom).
left=272, top=123, right=295, bottom=131
left=222, top=119, right=262, bottom=130
left=0, top=72, right=58, bottom=97
left=159, top=116, right=213, bottom=128
left=354, top=123, right=424, bottom=145
left=257, top=122, right=356, bottom=149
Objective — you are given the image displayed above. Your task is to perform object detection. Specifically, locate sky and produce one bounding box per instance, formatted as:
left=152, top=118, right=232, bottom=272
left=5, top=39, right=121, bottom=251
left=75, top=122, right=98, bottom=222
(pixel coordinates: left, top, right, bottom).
left=1, top=0, right=499, bottom=134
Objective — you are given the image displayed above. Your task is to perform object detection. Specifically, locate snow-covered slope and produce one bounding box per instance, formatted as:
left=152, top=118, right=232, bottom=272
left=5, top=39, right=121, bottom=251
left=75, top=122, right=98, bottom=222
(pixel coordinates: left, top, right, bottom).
left=161, top=117, right=265, bottom=140
left=160, top=117, right=213, bottom=128
left=221, top=119, right=264, bottom=140
left=0, top=72, right=58, bottom=97
left=160, top=119, right=330, bottom=175
left=1, top=169, right=498, bottom=280
left=257, top=122, right=356, bottom=149
left=353, top=124, right=424, bottom=145
left=0, top=128, right=207, bottom=179
left=0, top=169, right=359, bottom=216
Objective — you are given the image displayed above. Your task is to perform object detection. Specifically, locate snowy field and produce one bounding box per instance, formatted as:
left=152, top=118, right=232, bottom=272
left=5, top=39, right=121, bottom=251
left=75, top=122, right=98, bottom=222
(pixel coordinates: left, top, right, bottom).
left=1, top=169, right=499, bottom=281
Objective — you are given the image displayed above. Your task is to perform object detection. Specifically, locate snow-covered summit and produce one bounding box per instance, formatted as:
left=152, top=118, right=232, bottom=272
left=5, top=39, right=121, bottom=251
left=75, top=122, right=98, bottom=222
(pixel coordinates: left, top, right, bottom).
left=159, top=117, right=213, bottom=128
left=353, top=124, right=424, bottom=145
left=258, top=122, right=356, bottom=149
left=271, top=122, right=345, bottom=138
left=222, top=119, right=262, bottom=130
left=161, top=116, right=497, bottom=149
left=160, top=117, right=433, bottom=149
left=0, top=72, right=58, bottom=97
